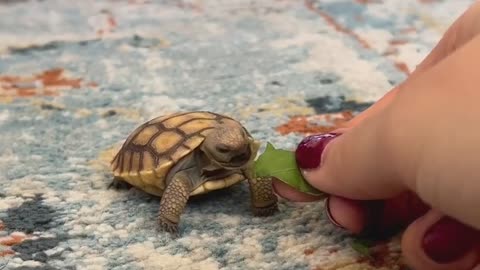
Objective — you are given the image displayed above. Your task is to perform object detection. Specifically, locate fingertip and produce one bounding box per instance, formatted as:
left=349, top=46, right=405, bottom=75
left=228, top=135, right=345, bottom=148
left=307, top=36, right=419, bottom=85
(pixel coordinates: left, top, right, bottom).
left=325, top=196, right=367, bottom=234
left=401, top=211, right=479, bottom=270
left=295, top=122, right=406, bottom=201
left=272, top=178, right=323, bottom=202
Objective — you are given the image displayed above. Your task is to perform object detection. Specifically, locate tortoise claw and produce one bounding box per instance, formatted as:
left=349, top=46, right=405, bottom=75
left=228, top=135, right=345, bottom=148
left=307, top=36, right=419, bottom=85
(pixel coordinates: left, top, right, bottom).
left=252, top=203, right=279, bottom=217
left=158, top=216, right=180, bottom=236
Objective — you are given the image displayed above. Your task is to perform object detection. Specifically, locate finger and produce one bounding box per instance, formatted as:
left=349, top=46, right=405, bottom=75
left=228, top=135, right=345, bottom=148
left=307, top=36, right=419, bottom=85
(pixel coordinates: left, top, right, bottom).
left=401, top=210, right=480, bottom=270
left=272, top=179, right=374, bottom=234
left=382, top=34, right=480, bottom=229
left=325, top=192, right=430, bottom=237
left=295, top=114, right=406, bottom=200
left=297, top=34, right=480, bottom=215
left=324, top=196, right=367, bottom=234
left=272, top=182, right=374, bottom=234
left=272, top=179, right=322, bottom=202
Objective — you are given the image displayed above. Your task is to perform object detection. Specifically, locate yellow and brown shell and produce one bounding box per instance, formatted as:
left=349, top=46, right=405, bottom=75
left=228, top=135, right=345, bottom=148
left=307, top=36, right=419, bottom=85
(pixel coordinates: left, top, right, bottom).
left=110, top=111, right=250, bottom=196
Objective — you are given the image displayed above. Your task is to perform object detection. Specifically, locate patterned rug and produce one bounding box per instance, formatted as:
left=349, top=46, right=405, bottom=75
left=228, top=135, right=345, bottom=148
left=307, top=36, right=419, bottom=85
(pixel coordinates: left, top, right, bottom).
left=0, top=0, right=474, bottom=269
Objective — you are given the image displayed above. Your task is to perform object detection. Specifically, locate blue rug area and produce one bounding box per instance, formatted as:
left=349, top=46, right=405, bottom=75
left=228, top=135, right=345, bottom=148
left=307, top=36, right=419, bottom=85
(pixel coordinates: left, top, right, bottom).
left=0, top=0, right=474, bottom=269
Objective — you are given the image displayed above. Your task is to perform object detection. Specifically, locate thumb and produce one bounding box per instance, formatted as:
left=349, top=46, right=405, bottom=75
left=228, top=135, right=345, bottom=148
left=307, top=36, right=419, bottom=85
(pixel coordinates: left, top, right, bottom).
left=295, top=107, right=406, bottom=200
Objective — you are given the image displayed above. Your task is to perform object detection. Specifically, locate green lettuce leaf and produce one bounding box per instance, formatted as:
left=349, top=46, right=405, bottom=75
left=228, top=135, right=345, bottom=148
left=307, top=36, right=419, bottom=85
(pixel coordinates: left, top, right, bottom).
left=254, top=142, right=326, bottom=197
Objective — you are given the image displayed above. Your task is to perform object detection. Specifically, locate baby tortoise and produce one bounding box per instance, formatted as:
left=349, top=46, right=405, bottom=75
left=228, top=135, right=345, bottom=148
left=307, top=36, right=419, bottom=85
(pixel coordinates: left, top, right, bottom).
left=109, top=111, right=278, bottom=235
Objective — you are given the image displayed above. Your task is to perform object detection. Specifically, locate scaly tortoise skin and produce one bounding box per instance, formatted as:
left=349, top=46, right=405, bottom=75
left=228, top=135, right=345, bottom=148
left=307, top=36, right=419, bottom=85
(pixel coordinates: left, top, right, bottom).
left=109, top=111, right=278, bottom=235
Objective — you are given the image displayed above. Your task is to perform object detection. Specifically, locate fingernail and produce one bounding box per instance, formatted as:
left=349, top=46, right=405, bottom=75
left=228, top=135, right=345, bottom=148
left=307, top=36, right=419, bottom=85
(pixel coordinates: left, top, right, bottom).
left=422, top=216, right=479, bottom=264
left=324, top=196, right=345, bottom=229
left=295, top=133, right=340, bottom=169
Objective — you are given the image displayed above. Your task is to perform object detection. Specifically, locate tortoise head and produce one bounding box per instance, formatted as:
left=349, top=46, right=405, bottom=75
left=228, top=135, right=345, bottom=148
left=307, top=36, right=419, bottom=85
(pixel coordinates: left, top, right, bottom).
left=202, top=124, right=253, bottom=169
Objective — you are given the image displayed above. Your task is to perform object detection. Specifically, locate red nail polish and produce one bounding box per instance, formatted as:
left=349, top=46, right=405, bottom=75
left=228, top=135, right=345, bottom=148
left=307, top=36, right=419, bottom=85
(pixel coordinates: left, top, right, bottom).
left=422, top=217, right=479, bottom=264
left=295, top=133, right=340, bottom=169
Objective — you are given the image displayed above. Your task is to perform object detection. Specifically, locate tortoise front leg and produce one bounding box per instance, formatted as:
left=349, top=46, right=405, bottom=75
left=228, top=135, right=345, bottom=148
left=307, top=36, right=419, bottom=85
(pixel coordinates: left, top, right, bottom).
left=247, top=175, right=279, bottom=216
left=158, top=171, right=193, bottom=235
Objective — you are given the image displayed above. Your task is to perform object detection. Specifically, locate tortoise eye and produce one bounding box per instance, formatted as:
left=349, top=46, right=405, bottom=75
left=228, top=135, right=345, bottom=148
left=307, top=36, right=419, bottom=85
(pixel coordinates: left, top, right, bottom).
left=216, top=144, right=231, bottom=153
left=216, top=144, right=230, bottom=154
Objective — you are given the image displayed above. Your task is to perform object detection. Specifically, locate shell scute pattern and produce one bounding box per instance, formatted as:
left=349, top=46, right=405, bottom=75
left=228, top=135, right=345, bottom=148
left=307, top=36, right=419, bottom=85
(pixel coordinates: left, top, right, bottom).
left=160, top=111, right=218, bottom=129
left=177, top=119, right=219, bottom=135
left=132, top=125, right=159, bottom=146
left=111, top=111, right=229, bottom=195
left=151, top=131, right=183, bottom=153
left=129, top=154, right=139, bottom=172
left=183, top=136, right=205, bottom=151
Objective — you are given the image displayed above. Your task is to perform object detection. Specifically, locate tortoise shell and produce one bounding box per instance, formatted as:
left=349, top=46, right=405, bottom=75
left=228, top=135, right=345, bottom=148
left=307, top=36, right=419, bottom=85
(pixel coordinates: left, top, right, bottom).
left=110, top=111, right=253, bottom=196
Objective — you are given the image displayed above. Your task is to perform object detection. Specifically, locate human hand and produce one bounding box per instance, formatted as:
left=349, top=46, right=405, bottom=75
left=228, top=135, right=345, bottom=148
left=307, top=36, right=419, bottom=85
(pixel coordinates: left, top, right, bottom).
left=273, top=2, right=480, bottom=270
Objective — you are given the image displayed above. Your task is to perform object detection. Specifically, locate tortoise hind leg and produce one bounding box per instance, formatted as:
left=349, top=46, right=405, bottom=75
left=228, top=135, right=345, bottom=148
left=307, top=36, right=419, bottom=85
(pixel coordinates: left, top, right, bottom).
left=108, top=176, right=133, bottom=190
left=158, top=170, right=193, bottom=236
left=247, top=176, right=278, bottom=216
